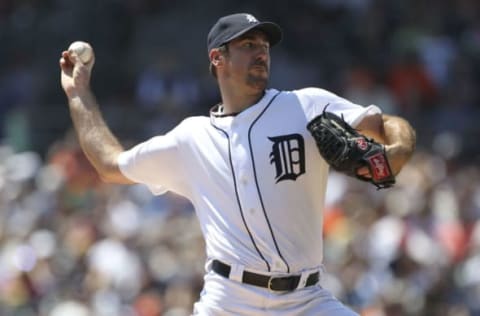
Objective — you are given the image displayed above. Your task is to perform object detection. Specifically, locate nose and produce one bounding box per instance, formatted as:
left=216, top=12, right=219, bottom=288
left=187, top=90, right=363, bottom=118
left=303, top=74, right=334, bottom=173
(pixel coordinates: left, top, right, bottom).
left=258, top=44, right=269, bottom=56
left=256, top=46, right=269, bottom=61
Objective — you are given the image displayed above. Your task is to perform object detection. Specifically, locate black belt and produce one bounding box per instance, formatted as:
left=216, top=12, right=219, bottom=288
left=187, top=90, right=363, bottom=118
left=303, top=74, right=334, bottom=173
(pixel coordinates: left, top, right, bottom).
left=211, top=260, right=319, bottom=292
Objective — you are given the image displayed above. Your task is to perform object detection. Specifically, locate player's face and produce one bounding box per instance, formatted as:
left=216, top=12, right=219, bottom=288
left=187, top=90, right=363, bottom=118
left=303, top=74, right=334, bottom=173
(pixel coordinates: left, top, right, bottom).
left=224, top=30, right=271, bottom=91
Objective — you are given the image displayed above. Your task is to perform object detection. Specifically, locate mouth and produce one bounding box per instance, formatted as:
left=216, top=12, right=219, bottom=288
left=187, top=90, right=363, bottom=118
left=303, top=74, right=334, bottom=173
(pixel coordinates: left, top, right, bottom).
left=251, top=64, right=268, bottom=72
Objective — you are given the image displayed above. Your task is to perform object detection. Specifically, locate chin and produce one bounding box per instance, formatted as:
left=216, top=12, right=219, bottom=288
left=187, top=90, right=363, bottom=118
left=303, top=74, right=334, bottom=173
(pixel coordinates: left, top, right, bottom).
left=247, top=74, right=269, bottom=90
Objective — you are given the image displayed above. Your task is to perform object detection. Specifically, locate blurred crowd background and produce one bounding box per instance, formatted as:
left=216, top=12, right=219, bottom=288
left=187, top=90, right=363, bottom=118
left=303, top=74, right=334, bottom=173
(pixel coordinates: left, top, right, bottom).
left=0, top=0, right=479, bottom=315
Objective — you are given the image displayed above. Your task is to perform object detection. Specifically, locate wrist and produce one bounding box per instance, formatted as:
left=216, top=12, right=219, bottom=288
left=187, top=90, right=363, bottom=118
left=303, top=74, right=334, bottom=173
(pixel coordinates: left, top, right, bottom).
left=65, top=85, right=91, bottom=100
left=67, top=89, right=94, bottom=105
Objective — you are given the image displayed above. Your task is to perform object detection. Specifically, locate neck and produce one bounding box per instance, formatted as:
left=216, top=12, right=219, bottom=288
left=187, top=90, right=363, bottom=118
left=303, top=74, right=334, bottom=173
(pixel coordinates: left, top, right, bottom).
left=219, top=85, right=265, bottom=114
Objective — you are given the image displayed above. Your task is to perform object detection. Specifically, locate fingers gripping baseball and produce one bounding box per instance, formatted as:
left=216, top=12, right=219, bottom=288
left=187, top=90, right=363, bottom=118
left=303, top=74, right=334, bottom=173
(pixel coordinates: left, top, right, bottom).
left=60, top=41, right=95, bottom=98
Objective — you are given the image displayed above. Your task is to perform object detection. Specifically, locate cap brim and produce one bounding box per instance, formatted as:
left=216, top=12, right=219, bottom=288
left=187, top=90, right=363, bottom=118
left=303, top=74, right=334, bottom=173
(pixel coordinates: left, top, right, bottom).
left=224, top=21, right=282, bottom=47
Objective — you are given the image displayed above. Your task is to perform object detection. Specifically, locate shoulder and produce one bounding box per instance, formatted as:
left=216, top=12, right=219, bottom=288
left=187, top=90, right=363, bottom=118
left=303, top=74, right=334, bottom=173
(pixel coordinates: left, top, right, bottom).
left=289, top=87, right=343, bottom=101
left=274, top=87, right=347, bottom=109
left=273, top=87, right=347, bottom=116
left=167, top=115, right=210, bottom=140
left=276, top=87, right=382, bottom=124
left=177, top=116, right=210, bottom=128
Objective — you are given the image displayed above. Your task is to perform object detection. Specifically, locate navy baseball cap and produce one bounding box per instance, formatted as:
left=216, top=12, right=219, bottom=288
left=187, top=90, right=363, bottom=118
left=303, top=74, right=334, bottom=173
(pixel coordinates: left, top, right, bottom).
left=207, top=13, right=283, bottom=52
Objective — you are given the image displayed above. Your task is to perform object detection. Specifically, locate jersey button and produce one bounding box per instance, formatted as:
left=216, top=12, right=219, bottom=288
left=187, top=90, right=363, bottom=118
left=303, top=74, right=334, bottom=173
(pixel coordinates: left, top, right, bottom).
left=249, top=208, right=255, bottom=214
left=240, top=175, right=248, bottom=185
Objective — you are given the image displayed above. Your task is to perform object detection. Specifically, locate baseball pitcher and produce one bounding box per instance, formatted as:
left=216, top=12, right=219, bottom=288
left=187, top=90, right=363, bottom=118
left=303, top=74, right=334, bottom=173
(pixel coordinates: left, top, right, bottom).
left=60, top=13, right=415, bottom=316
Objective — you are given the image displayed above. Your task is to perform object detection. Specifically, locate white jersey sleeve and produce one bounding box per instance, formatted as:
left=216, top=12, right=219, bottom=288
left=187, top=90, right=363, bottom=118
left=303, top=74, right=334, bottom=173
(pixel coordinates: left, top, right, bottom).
left=117, top=119, right=190, bottom=196
left=294, top=87, right=382, bottom=127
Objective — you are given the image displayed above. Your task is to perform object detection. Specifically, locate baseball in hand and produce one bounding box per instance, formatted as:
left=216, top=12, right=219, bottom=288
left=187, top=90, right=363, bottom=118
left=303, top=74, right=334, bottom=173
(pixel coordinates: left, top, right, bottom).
left=68, top=41, right=93, bottom=64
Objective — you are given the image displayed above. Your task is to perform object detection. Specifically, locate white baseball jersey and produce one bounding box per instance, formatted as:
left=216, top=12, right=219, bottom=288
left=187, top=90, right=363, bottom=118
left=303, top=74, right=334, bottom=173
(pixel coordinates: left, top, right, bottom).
left=118, top=87, right=380, bottom=314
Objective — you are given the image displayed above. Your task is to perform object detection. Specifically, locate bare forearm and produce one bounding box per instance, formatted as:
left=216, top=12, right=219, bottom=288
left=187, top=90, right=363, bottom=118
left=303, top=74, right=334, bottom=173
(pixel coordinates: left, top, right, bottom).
left=68, top=91, right=130, bottom=183
left=383, top=114, right=416, bottom=174
left=60, top=43, right=132, bottom=184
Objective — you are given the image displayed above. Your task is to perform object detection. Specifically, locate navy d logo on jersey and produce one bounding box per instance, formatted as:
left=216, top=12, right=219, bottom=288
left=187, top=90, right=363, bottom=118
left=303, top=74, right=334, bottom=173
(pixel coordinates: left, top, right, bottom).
left=268, top=134, right=306, bottom=183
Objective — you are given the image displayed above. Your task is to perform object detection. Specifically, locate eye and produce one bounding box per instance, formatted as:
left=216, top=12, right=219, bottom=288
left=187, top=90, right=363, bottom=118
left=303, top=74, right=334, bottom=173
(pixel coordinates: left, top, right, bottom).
left=239, top=40, right=269, bottom=51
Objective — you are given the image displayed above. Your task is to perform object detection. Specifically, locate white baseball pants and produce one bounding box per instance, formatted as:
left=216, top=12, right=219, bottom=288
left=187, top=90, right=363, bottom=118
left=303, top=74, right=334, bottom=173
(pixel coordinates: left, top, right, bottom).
left=193, top=271, right=359, bottom=316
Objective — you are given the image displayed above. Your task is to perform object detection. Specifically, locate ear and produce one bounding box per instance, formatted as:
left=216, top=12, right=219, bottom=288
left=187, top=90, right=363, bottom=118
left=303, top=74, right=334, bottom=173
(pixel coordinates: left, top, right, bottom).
left=209, top=49, right=223, bottom=66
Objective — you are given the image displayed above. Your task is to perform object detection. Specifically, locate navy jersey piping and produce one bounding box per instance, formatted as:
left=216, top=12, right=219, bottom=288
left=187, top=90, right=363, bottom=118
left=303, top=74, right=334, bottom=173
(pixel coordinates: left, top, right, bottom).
left=210, top=123, right=271, bottom=271
left=247, top=91, right=291, bottom=273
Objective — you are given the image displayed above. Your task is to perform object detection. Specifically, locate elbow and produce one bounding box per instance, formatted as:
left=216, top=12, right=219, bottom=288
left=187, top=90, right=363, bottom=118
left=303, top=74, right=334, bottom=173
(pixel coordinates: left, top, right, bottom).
left=94, top=164, right=116, bottom=183
left=398, top=119, right=416, bottom=156
left=407, top=127, right=417, bottom=154
left=97, top=167, right=133, bottom=184
left=81, top=147, right=133, bottom=184
left=98, top=170, right=118, bottom=184
left=83, top=150, right=133, bottom=184
left=94, top=160, right=133, bottom=185
left=384, top=120, right=417, bottom=174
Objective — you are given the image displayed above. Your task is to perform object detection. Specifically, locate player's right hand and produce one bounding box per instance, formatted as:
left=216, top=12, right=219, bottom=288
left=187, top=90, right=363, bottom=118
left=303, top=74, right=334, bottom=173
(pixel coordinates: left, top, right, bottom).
left=59, top=44, right=95, bottom=99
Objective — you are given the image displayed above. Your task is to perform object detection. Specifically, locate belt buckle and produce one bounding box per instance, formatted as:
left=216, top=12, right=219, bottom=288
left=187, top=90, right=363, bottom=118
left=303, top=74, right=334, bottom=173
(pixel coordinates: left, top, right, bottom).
left=267, top=275, right=292, bottom=292
left=267, top=276, right=278, bottom=292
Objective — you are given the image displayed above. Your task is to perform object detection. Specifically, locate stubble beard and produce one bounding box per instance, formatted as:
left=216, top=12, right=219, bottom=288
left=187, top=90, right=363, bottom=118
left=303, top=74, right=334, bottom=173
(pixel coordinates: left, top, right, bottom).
left=246, top=71, right=269, bottom=91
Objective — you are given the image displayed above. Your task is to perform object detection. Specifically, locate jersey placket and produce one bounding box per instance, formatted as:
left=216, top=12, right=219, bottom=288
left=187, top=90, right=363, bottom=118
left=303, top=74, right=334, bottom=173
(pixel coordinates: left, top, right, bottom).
left=229, top=116, right=287, bottom=273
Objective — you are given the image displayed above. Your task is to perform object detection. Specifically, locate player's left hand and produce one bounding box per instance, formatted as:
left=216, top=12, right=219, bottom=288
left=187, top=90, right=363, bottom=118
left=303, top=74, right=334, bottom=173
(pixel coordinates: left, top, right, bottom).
left=356, top=166, right=371, bottom=179
left=307, top=109, right=396, bottom=189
